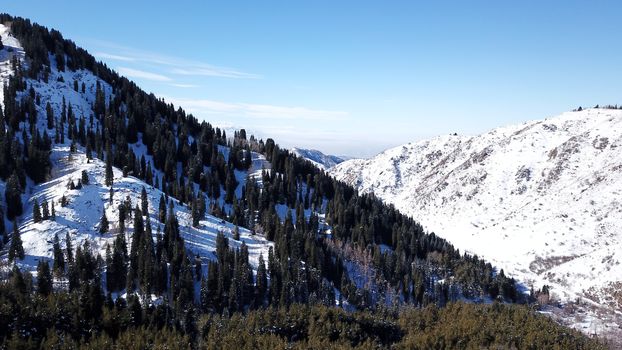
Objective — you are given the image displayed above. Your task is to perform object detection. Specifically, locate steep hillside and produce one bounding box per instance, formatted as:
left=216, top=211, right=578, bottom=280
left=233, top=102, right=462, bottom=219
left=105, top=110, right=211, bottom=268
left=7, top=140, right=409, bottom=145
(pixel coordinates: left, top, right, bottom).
left=0, top=14, right=524, bottom=313
left=332, top=108, right=622, bottom=337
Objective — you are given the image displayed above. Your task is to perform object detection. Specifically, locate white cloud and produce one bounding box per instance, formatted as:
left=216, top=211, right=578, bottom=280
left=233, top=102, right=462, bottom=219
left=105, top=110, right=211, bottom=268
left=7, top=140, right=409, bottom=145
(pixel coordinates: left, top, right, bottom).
left=90, top=41, right=260, bottom=79
left=163, top=96, right=348, bottom=121
left=117, top=67, right=172, bottom=82
left=171, top=67, right=260, bottom=79
left=94, top=52, right=136, bottom=62
left=170, top=83, right=200, bottom=88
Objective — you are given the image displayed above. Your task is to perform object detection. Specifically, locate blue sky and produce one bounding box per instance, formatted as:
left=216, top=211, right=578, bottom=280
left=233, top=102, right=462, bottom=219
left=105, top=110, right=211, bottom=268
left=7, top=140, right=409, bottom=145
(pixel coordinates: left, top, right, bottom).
left=4, top=1, right=622, bottom=157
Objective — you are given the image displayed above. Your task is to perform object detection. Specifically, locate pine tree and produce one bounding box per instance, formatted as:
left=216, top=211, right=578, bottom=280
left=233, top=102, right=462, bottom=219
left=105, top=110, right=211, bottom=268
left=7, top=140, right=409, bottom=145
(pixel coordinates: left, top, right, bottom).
left=141, top=186, right=148, bottom=214
left=192, top=197, right=200, bottom=227
left=41, top=200, right=49, bottom=220
left=33, top=198, right=42, bottom=223
left=8, top=222, right=24, bottom=262
left=46, top=101, right=54, bottom=130
left=51, top=201, right=56, bottom=220
left=158, top=194, right=166, bottom=223
left=127, top=206, right=144, bottom=291
left=81, top=170, right=89, bottom=185
left=65, top=232, right=74, bottom=264
left=5, top=172, right=23, bottom=220
left=233, top=225, right=240, bottom=241
left=106, top=233, right=128, bottom=292
left=138, top=218, right=155, bottom=295
left=52, top=233, right=65, bottom=277
left=36, top=260, right=53, bottom=296
left=99, top=210, right=109, bottom=234
left=255, top=253, right=268, bottom=307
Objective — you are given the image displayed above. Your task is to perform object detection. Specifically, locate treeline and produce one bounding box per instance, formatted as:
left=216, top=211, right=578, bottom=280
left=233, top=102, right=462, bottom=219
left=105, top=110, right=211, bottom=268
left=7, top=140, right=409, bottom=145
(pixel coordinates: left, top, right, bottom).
left=0, top=268, right=606, bottom=350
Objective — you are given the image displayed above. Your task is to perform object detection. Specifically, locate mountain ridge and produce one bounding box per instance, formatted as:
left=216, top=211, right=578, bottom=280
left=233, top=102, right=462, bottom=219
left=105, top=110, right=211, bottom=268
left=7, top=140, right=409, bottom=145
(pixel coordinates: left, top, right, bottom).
left=331, top=107, right=622, bottom=337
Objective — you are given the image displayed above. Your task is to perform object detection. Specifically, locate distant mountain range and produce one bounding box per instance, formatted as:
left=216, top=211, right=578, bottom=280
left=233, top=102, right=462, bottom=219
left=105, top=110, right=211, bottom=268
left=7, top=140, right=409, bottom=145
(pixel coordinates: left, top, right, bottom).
left=291, top=147, right=347, bottom=170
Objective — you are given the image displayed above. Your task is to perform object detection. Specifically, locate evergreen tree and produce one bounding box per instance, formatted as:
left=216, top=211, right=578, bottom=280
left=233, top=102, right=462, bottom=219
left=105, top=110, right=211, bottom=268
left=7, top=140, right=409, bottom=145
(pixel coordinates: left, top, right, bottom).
left=127, top=206, right=144, bottom=291
left=158, top=194, right=166, bottom=223
left=36, top=260, right=52, bottom=296
left=5, top=172, right=23, bottom=220
left=45, top=101, right=54, bottom=129
left=41, top=200, right=49, bottom=220
left=138, top=218, right=155, bottom=295
left=106, top=233, right=128, bottom=292
left=81, top=170, right=89, bottom=185
left=65, top=232, right=74, bottom=263
left=255, top=253, right=268, bottom=307
left=141, top=186, right=148, bottom=214
left=51, top=201, right=56, bottom=219
left=99, top=210, right=109, bottom=234
left=52, top=233, right=65, bottom=277
left=8, top=221, right=24, bottom=262
left=33, top=198, right=42, bottom=223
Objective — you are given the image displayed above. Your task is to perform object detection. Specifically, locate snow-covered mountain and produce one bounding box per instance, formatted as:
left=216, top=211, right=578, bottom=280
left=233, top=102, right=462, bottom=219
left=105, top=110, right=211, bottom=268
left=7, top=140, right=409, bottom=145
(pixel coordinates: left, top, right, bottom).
left=331, top=108, right=622, bottom=336
left=0, top=22, right=272, bottom=278
left=292, top=147, right=345, bottom=170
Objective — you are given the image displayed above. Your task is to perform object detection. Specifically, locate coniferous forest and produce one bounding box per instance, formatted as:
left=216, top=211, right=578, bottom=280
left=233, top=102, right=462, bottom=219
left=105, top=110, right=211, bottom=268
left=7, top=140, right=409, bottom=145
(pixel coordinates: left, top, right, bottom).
left=0, top=14, right=608, bottom=349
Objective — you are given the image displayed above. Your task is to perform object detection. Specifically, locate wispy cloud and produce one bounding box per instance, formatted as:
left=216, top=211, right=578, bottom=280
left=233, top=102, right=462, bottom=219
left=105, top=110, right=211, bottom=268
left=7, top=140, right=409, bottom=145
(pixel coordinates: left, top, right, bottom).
left=94, top=52, right=136, bottom=62
left=171, top=67, right=260, bottom=79
left=170, top=83, right=200, bottom=88
left=91, top=41, right=260, bottom=80
left=117, top=67, right=172, bottom=82
left=163, top=96, right=348, bottom=121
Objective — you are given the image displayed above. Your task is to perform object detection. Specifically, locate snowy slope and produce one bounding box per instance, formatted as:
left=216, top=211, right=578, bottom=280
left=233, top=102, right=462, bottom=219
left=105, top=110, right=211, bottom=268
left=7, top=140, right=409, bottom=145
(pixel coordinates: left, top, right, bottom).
left=331, top=108, right=622, bottom=336
left=17, top=146, right=272, bottom=275
left=0, top=25, right=272, bottom=280
left=0, top=23, right=26, bottom=107
left=292, top=147, right=345, bottom=170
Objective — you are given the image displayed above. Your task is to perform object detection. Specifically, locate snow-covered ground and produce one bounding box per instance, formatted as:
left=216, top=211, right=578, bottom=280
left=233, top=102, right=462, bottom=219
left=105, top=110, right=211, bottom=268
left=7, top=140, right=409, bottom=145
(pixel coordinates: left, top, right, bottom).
left=292, top=147, right=345, bottom=170
left=331, top=108, right=622, bottom=338
left=0, top=23, right=26, bottom=107
left=16, top=145, right=273, bottom=276
left=0, top=25, right=272, bottom=280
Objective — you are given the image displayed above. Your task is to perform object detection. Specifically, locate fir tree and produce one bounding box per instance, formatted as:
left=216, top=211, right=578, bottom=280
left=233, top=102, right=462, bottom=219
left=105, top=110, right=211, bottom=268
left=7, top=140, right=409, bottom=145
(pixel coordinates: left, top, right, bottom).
left=45, top=101, right=54, bottom=129
left=141, top=186, right=148, bottom=214
left=36, top=260, right=52, bottom=296
left=255, top=253, right=268, bottom=307
left=33, top=198, right=42, bottom=223
left=8, top=222, right=24, bottom=262
left=5, top=172, right=23, bottom=220
left=99, top=210, right=109, bottom=234
left=52, top=233, right=65, bottom=277
left=81, top=170, right=89, bottom=185
left=158, top=194, right=166, bottom=223
left=41, top=200, right=49, bottom=220
left=65, top=232, right=74, bottom=264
